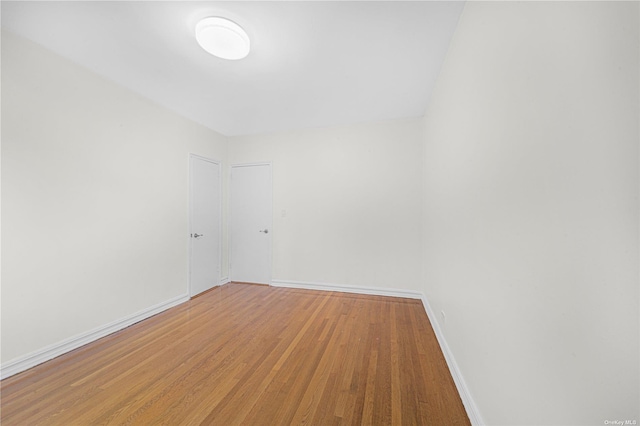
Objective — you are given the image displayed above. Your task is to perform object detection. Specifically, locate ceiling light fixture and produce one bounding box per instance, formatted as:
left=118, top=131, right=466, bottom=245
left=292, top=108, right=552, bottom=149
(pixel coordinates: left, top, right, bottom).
left=195, top=17, right=250, bottom=60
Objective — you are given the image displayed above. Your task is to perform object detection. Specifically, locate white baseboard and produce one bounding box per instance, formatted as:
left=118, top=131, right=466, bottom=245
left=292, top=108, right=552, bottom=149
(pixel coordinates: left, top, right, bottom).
left=420, top=295, right=484, bottom=426
left=0, top=293, right=189, bottom=380
left=219, top=276, right=230, bottom=285
left=271, top=279, right=422, bottom=299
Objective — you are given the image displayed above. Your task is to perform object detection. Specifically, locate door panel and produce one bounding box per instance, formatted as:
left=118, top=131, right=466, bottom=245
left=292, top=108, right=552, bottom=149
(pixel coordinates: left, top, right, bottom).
left=230, top=163, right=272, bottom=284
left=189, top=155, right=221, bottom=296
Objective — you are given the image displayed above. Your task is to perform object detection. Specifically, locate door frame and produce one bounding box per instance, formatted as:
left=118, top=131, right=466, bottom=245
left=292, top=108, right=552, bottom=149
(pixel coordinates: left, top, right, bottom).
left=188, top=153, right=223, bottom=297
left=229, top=162, right=273, bottom=285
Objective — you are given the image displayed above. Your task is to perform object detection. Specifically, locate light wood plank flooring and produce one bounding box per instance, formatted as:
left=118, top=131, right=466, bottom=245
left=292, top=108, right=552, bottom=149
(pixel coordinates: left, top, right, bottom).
left=1, top=283, right=470, bottom=425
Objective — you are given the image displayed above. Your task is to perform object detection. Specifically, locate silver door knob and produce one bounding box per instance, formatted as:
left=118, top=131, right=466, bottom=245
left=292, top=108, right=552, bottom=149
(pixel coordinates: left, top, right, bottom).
left=259, top=229, right=269, bottom=234
left=193, top=233, right=203, bottom=238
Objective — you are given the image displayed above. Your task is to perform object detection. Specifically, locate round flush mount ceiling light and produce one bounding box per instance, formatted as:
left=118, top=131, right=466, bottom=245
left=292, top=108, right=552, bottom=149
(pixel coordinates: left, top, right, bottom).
left=195, top=17, right=250, bottom=60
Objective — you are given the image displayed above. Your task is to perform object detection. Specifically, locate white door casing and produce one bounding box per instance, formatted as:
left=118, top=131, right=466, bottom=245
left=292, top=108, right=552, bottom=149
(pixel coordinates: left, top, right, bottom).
left=189, top=154, right=221, bottom=296
left=230, top=163, right=272, bottom=285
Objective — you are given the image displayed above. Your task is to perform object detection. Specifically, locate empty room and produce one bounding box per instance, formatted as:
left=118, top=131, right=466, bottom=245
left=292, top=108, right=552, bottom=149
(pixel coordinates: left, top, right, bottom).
left=1, top=1, right=638, bottom=425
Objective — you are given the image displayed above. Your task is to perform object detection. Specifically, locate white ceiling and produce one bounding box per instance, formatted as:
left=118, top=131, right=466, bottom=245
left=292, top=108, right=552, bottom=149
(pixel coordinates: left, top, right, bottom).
left=1, top=1, right=465, bottom=137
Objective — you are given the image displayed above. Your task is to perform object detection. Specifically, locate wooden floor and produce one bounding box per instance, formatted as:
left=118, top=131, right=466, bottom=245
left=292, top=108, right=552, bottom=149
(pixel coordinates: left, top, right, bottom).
left=1, top=283, right=470, bottom=425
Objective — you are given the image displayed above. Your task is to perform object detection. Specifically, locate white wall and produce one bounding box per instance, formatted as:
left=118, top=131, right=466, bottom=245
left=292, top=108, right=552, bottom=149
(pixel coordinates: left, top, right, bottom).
left=421, top=2, right=639, bottom=425
left=229, top=119, right=424, bottom=291
left=1, top=31, right=229, bottom=365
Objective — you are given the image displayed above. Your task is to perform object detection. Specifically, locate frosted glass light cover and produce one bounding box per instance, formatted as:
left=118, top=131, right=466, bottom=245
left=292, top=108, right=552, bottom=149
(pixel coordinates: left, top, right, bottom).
left=196, top=17, right=250, bottom=60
